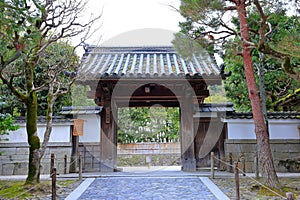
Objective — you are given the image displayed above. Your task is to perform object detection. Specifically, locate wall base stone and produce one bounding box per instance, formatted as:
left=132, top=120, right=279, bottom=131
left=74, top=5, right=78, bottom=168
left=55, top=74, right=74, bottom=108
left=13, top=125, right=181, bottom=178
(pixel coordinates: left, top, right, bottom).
left=0, top=143, right=72, bottom=175
left=117, top=154, right=181, bottom=167
left=225, top=139, right=300, bottom=173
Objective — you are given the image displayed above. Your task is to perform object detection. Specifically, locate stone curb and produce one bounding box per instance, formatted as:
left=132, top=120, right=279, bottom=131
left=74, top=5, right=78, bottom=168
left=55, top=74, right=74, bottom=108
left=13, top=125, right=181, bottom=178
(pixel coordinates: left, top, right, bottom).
left=65, top=178, right=95, bottom=200
left=199, top=177, right=230, bottom=200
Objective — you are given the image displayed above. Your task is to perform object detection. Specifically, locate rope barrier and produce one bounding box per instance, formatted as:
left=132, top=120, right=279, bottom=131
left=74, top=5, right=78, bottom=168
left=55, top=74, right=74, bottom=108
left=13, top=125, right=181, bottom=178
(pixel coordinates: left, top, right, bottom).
left=2, top=155, right=78, bottom=199
left=1, top=170, right=58, bottom=199
left=213, top=155, right=286, bottom=199
left=214, top=155, right=235, bottom=169
left=69, top=157, right=78, bottom=165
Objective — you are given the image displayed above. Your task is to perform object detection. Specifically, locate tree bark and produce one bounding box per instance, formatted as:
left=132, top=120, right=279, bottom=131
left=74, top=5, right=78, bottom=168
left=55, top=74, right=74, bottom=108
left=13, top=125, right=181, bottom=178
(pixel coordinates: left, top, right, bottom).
left=39, top=82, right=57, bottom=159
left=25, top=91, right=41, bottom=184
left=25, top=53, right=41, bottom=184
left=235, top=1, right=280, bottom=189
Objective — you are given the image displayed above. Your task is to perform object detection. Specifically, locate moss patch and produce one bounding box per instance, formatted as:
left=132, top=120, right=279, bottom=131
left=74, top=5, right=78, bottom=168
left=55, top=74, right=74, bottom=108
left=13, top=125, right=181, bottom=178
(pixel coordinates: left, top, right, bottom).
left=29, top=135, right=40, bottom=149
left=57, top=180, right=77, bottom=187
left=0, top=181, right=31, bottom=199
left=255, top=186, right=297, bottom=199
left=0, top=180, right=78, bottom=199
left=250, top=178, right=300, bottom=198
left=256, top=186, right=284, bottom=196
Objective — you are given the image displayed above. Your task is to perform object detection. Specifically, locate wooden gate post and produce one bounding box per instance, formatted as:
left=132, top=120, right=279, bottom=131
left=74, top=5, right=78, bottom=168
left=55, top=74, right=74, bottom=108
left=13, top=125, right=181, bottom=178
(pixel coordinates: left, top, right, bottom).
left=180, top=89, right=196, bottom=171
left=100, top=99, right=117, bottom=172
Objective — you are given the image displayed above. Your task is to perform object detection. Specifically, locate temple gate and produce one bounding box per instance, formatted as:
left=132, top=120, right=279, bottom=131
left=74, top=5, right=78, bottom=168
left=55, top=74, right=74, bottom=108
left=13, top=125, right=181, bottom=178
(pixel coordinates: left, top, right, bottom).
left=77, top=46, right=222, bottom=172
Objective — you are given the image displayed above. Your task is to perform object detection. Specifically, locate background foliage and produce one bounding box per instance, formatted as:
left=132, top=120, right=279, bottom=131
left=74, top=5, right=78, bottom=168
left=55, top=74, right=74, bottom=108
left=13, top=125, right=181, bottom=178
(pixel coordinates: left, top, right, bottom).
left=118, top=107, right=180, bottom=143
left=0, top=95, right=19, bottom=143
left=174, top=1, right=300, bottom=112
left=223, top=11, right=300, bottom=111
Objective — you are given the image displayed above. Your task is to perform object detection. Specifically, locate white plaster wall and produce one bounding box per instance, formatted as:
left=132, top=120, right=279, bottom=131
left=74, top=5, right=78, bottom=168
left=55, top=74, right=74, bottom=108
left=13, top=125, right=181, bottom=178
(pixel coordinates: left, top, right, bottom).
left=227, top=121, right=256, bottom=139
left=1, top=114, right=101, bottom=144
left=1, top=124, right=27, bottom=142
left=1, top=123, right=72, bottom=143
left=224, top=119, right=299, bottom=140
left=78, top=114, right=101, bottom=143
left=37, top=124, right=71, bottom=142
left=268, top=119, right=299, bottom=139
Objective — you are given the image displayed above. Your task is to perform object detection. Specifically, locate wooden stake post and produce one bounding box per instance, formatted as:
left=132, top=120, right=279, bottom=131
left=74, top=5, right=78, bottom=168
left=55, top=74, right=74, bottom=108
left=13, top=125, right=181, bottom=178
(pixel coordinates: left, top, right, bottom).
left=50, top=153, right=55, bottom=175
left=51, top=168, right=57, bottom=200
left=286, top=192, right=294, bottom=200
left=234, top=162, right=240, bottom=200
left=64, top=155, right=67, bottom=174
left=211, top=152, right=215, bottom=179
left=79, top=154, right=82, bottom=181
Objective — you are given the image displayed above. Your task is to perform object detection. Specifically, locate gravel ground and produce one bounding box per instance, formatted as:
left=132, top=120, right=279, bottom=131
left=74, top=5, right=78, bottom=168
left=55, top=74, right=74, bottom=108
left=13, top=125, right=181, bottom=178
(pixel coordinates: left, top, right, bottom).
left=212, top=177, right=300, bottom=200
left=45, top=180, right=82, bottom=200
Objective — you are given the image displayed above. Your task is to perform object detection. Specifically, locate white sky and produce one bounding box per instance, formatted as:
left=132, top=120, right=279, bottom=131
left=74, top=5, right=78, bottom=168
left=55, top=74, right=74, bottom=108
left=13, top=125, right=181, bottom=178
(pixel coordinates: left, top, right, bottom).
left=75, top=0, right=224, bottom=64
left=83, top=0, right=183, bottom=45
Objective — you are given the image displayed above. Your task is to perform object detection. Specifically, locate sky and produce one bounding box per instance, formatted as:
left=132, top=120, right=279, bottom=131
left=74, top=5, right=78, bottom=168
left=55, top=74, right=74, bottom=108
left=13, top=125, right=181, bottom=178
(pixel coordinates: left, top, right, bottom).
left=82, top=0, right=183, bottom=46
left=75, top=0, right=224, bottom=64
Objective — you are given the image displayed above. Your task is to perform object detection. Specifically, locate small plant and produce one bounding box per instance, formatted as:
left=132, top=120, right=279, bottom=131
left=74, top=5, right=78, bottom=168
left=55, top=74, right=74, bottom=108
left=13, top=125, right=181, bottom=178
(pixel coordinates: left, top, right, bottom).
left=279, top=158, right=300, bottom=172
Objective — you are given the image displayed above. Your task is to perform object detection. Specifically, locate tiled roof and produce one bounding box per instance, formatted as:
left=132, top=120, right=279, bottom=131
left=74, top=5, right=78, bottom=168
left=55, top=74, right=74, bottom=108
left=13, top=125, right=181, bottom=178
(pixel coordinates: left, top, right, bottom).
left=226, top=112, right=299, bottom=119
left=195, top=103, right=299, bottom=119
left=15, top=116, right=72, bottom=123
left=195, top=103, right=234, bottom=113
left=78, top=46, right=221, bottom=80
left=60, top=106, right=102, bottom=115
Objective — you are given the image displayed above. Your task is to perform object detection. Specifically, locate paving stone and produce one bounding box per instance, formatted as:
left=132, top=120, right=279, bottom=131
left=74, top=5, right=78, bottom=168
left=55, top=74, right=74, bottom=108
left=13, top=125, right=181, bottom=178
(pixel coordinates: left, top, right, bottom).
left=78, top=177, right=218, bottom=200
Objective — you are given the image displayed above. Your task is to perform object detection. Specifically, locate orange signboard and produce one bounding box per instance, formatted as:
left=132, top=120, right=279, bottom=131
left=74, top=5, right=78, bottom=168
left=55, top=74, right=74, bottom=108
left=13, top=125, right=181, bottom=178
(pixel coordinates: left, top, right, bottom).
left=73, top=119, right=84, bottom=136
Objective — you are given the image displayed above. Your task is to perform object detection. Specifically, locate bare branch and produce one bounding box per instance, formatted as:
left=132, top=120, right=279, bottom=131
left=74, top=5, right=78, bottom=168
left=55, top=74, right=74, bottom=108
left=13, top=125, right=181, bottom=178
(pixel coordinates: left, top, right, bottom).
left=0, top=49, right=22, bottom=71
left=0, top=72, right=26, bottom=102
left=264, top=22, right=272, bottom=37
left=36, top=0, right=101, bottom=55
left=253, top=0, right=268, bottom=48
left=57, top=76, right=76, bottom=97
left=224, top=6, right=237, bottom=11
left=219, top=19, right=239, bottom=35
left=226, top=0, right=238, bottom=4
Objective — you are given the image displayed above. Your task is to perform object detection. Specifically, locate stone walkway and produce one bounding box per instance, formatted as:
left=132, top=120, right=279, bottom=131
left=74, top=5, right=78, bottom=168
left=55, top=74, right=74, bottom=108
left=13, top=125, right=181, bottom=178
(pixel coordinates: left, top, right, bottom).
left=65, top=166, right=229, bottom=200
left=80, top=177, right=216, bottom=200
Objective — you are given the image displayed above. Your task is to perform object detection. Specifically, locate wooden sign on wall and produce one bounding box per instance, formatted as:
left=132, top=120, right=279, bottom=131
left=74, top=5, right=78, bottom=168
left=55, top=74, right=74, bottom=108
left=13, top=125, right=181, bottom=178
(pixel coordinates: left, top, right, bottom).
left=106, top=107, right=110, bottom=124
left=73, top=119, right=84, bottom=136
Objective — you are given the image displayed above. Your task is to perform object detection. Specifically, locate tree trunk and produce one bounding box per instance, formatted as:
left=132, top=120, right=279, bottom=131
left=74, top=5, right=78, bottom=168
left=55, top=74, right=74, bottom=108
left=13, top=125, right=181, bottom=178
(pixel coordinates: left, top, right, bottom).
left=25, top=52, right=41, bottom=184
left=236, top=1, right=280, bottom=189
left=39, top=82, right=57, bottom=159
left=25, top=91, right=41, bottom=184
